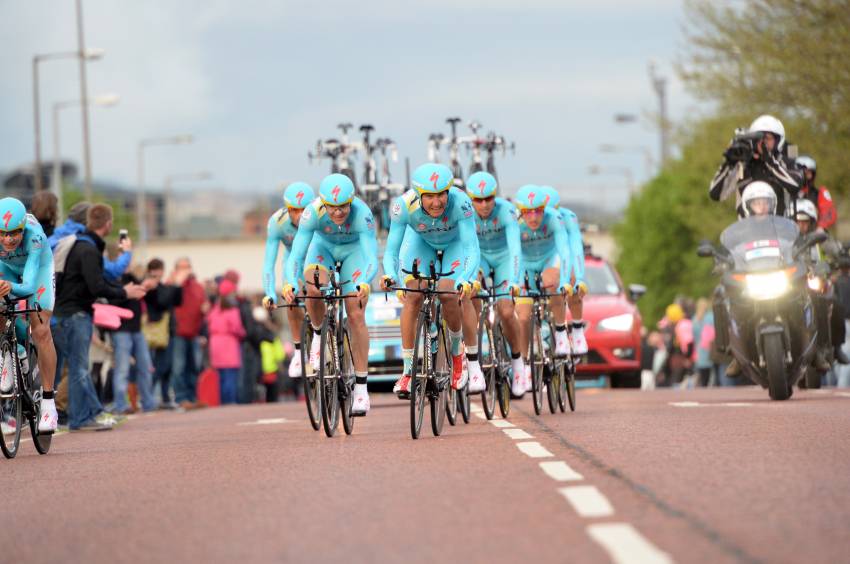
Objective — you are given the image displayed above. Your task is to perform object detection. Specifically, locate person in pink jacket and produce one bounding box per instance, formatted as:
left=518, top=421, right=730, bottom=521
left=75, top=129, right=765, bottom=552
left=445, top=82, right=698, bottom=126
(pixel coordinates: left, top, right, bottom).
left=207, top=279, right=246, bottom=404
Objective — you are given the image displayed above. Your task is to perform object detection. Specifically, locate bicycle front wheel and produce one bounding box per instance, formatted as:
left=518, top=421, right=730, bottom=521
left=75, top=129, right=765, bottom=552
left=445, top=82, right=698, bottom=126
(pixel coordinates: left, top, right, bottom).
left=301, top=316, right=321, bottom=431
left=26, top=348, right=51, bottom=454
left=530, top=314, right=544, bottom=416
left=479, top=311, right=497, bottom=420
left=410, top=310, right=429, bottom=439
left=430, top=320, right=450, bottom=437
left=339, top=321, right=355, bottom=436
left=0, top=341, right=23, bottom=459
left=495, top=325, right=511, bottom=418
left=319, top=317, right=340, bottom=437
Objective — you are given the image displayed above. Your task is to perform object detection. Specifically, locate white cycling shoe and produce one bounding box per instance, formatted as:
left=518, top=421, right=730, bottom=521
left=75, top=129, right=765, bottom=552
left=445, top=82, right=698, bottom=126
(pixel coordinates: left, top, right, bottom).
left=511, top=358, right=526, bottom=397
left=38, top=399, right=58, bottom=433
left=0, top=351, right=14, bottom=394
left=555, top=330, right=571, bottom=357
left=570, top=324, right=588, bottom=355
left=288, top=352, right=302, bottom=378
left=309, top=335, right=322, bottom=371
left=524, top=365, right=533, bottom=392
left=468, top=361, right=486, bottom=393
left=351, top=384, right=370, bottom=415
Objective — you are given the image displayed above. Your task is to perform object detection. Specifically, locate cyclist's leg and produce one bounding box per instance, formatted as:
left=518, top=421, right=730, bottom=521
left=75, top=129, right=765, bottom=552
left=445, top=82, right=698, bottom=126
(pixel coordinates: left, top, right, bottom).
left=30, top=260, right=56, bottom=393
left=492, top=252, right=522, bottom=351
left=339, top=246, right=373, bottom=413
left=473, top=255, right=493, bottom=319
left=542, top=254, right=569, bottom=355
left=394, top=231, right=435, bottom=392
left=567, top=269, right=588, bottom=354
left=302, top=238, right=333, bottom=329
left=286, top=278, right=306, bottom=377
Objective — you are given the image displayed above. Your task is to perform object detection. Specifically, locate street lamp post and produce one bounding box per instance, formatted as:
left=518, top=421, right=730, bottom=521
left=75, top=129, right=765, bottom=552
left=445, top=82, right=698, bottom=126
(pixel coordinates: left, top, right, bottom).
left=52, top=94, right=120, bottom=221
left=648, top=62, right=671, bottom=168
left=163, top=172, right=212, bottom=238
left=31, top=47, right=103, bottom=194
left=137, top=135, right=194, bottom=251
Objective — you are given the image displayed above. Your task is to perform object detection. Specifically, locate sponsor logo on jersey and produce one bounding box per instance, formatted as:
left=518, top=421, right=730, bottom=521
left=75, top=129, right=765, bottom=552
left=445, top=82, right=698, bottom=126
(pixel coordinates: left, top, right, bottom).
left=392, top=202, right=402, bottom=218
left=324, top=226, right=333, bottom=234
left=36, top=286, right=46, bottom=301
left=352, top=269, right=362, bottom=283
left=451, top=259, right=460, bottom=271
left=316, top=255, right=325, bottom=263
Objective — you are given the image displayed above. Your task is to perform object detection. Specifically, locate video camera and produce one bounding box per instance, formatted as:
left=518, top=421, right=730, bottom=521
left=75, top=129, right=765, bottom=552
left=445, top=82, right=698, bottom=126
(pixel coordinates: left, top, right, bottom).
left=724, top=129, right=764, bottom=163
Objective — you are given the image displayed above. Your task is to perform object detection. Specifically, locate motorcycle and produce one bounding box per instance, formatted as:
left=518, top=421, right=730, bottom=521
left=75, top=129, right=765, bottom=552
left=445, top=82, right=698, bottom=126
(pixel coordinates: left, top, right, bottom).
left=698, top=215, right=827, bottom=400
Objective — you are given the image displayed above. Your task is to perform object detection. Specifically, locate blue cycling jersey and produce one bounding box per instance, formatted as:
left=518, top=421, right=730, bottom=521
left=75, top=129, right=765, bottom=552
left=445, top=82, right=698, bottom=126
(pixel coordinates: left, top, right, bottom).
left=263, top=207, right=302, bottom=302
left=559, top=207, right=586, bottom=283
left=384, top=187, right=479, bottom=284
left=517, top=206, right=571, bottom=289
left=474, top=197, right=521, bottom=286
left=0, top=214, right=54, bottom=302
left=285, top=197, right=379, bottom=288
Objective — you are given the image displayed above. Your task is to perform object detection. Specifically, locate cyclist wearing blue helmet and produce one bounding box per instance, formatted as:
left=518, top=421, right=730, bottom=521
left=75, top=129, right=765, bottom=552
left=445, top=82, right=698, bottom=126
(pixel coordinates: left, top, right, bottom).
left=541, top=185, right=588, bottom=355
left=514, top=185, right=573, bottom=390
left=0, top=197, right=58, bottom=432
left=262, top=181, right=315, bottom=378
left=467, top=171, right=526, bottom=397
left=381, top=163, right=482, bottom=396
left=283, top=174, right=378, bottom=415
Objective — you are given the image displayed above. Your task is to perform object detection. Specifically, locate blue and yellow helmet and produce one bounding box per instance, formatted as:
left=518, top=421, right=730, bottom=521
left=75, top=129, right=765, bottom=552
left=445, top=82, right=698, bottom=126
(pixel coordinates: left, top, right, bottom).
left=319, top=174, right=355, bottom=206
left=411, top=163, right=453, bottom=194
left=466, top=172, right=497, bottom=199
left=283, top=182, right=315, bottom=209
left=540, top=185, right=560, bottom=209
left=514, top=185, right=548, bottom=210
left=0, top=197, right=27, bottom=232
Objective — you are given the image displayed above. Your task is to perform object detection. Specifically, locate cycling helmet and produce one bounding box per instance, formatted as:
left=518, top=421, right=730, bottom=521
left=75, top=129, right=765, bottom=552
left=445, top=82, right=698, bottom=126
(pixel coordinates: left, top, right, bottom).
left=514, top=184, right=548, bottom=210
left=749, top=115, right=786, bottom=150
left=466, top=172, right=497, bottom=199
left=795, top=199, right=818, bottom=222
left=283, top=181, right=315, bottom=209
left=0, top=197, right=27, bottom=232
left=540, top=185, right=560, bottom=208
left=318, top=174, right=354, bottom=206
left=411, top=163, right=453, bottom=194
left=795, top=155, right=816, bottom=172
left=741, top=181, right=777, bottom=217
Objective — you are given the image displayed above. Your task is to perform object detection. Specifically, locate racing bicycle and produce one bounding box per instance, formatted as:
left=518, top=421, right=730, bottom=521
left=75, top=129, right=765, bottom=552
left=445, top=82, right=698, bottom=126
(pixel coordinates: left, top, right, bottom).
left=472, top=272, right=513, bottom=420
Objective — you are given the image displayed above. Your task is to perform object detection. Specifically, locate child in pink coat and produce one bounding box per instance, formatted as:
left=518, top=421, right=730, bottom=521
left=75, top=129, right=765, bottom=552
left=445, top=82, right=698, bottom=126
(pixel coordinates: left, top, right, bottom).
left=207, top=280, right=246, bottom=404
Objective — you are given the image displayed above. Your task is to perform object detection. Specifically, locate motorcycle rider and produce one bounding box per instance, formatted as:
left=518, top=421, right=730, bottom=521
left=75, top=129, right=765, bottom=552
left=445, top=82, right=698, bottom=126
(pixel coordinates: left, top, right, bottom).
left=709, top=115, right=802, bottom=217
left=795, top=156, right=837, bottom=232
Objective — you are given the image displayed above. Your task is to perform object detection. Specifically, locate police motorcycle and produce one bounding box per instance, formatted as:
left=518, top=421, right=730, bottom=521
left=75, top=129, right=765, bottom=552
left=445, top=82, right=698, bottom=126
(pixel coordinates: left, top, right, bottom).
left=698, top=182, right=827, bottom=400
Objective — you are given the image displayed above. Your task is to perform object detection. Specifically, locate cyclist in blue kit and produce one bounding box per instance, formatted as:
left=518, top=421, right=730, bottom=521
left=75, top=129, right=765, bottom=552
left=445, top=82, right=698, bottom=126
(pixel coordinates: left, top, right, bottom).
left=380, top=163, right=483, bottom=396
left=541, top=185, right=588, bottom=354
left=283, top=174, right=378, bottom=415
left=467, top=171, right=527, bottom=397
left=262, top=181, right=315, bottom=378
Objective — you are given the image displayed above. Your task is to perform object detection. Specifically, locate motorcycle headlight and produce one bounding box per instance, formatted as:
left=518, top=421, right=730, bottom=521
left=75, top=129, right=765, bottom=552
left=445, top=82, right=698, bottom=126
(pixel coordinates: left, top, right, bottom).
left=744, top=271, right=789, bottom=300
left=807, top=276, right=824, bottom=292
left=596, top=313, right=634, bottom=332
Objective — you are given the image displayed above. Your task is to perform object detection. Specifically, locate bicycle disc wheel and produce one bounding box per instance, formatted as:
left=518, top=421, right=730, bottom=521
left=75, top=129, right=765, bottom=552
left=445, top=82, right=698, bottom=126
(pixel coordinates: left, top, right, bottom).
left=0, top=342, right=23, bottom=459
left=301, top=316, right=321, bottom=431
left=410, top=310, right=428, bottom=439
left=530, top=315, right=544, bottom=415
left=319, top=317, right=340, bottom=437
left=430, top=321, right=449, bottom=437
left=340, top=322, right=355, bottom=436
left=479, top=312, right=496, bottom=420
left=27, top=348, right=51, bottom=454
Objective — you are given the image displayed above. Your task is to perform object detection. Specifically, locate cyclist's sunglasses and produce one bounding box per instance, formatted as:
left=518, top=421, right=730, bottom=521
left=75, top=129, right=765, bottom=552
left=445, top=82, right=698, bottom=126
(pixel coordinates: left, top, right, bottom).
left=473, top=196, right=495, bottom=203
left=519, top=207, right=545, bottom=216
left=0, top=229, right=24, bottom=239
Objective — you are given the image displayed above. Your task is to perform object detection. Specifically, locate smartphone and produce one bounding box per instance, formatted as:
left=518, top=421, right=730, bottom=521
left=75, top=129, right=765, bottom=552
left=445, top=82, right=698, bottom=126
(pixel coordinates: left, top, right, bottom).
left=119, top=229, right=129, bottom=242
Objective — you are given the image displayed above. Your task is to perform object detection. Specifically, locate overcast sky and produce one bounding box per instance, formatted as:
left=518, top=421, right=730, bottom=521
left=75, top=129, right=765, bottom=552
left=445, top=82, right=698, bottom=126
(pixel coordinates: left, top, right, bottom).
left=0, top=0, right=699, bottom=211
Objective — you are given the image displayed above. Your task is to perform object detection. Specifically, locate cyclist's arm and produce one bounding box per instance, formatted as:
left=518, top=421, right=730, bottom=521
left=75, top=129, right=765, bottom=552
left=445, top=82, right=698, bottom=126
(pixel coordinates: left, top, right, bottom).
left=284, top=208, right=316, bottom=287
left=8, top=241, right=43, bottom=297
left=502, top=206, right=522, bottom=286
left=563, top=209, right=585, bottom=282
left=357, top=211, right=380, bottom=285
left=552, top=213, right=572, bottom=289
left=263, top=214, right=283, bottom=300
left=382, top=198, right=407, bottom=280
left=456, top=200, right=480, bottom=284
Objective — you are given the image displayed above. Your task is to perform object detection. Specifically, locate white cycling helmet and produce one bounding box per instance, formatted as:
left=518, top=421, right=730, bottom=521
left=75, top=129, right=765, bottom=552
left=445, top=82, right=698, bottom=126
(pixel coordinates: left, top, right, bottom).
left=741, top=181, right=777, bottom=217
left=795, top=155, right=816, bottom=172
left=749, top=114, right=786, bottom=150
left=795, top=199, right=818, bottom=222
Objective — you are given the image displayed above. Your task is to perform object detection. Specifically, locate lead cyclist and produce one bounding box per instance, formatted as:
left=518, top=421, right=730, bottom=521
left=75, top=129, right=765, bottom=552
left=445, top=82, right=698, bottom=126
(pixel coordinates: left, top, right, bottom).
left=283, top=174, right=378, bottom=415
left=0, top=197, right=58, bottom=432
left=380, top=163, right=483, bottom=396
left=262, top=181, right=316, bottom=378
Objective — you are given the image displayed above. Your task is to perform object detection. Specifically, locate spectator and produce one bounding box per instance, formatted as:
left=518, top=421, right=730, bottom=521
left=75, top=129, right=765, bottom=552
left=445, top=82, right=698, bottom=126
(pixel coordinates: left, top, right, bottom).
left=142, top=258, right=185, bottom=408
left=49, top=201, right=132, bottom=281
left=53, top=203, right=146, bottom=431
left=222, top=270, right=263, bottom=404
left=662, top=303, right=694, bottom=387
left=31, top=190, right=58, bottom=238
left=692, top=298, right=715, bottom=387
left=639, top=327, right=656, bottom=390
left=254, top=305, right=286, bottom=402
left=171, top=257, right=207, bottom=409
left=207, top=280, right=246, bottom=404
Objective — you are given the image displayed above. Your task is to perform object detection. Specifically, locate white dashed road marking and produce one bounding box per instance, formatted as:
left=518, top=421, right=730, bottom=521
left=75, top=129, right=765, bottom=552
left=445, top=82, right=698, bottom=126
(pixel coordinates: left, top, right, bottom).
left=516, top=441, right=553, bottom=458
left=587, top=523, right=673, bottom=564
left=539, top=461, right=584, bottom=482
left=503, top=428, right=533, bottom=440
left=837, top=392, right=850, bottom=398
left=237, top=418, right=289, bottom=426
left=558, top=485, right=615, bottom=518
left=490, top=419, right=515, bottom=428
left=669, top=402, right=700, bottom=407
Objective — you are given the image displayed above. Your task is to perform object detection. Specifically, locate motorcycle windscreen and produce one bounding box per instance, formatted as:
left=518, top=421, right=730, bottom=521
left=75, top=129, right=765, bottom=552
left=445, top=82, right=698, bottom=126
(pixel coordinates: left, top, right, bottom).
left=720, top=216, right=799, bottom=272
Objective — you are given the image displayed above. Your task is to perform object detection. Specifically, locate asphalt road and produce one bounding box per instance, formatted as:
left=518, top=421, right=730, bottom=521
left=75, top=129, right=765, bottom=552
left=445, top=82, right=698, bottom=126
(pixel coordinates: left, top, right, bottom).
left=4, top=386, right=850, bottom=564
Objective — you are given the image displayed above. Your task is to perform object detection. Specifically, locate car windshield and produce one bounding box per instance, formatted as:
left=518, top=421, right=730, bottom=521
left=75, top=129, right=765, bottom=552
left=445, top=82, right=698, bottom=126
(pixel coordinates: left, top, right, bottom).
left=720, top=215, right=799, bottom=272
left=585, top=263, right=621, bottom=296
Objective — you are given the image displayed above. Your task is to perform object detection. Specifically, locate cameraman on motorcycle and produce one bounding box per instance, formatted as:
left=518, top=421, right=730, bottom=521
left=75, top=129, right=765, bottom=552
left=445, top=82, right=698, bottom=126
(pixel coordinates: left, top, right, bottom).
left=795, top=156, right=837, bottom=232
left=709, top=115, right=802, bottom=217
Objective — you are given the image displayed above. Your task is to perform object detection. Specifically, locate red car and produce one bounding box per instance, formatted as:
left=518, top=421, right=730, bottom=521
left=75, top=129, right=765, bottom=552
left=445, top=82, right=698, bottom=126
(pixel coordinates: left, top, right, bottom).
left=574, top=250, right=645, bottom=388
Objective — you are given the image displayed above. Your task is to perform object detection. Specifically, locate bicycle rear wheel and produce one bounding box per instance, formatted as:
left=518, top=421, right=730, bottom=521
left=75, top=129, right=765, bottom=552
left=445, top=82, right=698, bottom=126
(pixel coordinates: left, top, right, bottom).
left=301, top=316, right=321, bottom=431
left=26, top=348, right=51, bottom=454
left=546, top=320, right=559, bottom=414
left=410, top=310, right=429, bottom=439
left=0, top=341, right=23, bottom=459
left=458, top=376, right=470, bottom=424
left=479, top=312, right=496, bottom=420
left=339, top=322, right=355, bottom=436
left=430, top=320, right=449, bottom=437
left=529, top=314, right=544, bottom=416
left=495, top=325, right=511, bottom=418
left=564, top=361, right=576, bottom=412
left=319, top=317, right=340, bottom=437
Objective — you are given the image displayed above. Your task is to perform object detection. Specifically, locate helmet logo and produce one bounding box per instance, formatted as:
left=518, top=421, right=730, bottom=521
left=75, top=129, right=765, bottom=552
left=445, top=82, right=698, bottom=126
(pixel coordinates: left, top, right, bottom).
left=478, top=180, right=487, bottom=195
left=544, top=195, right=550, bottom=205
left=430, top=172, right=440, bottom=189
left=296, top=191, right=304, bottom=205
left=528, top=192, right=535, bottom=206
left=332, top=185, right=341, bottom=202
left=2, top=211, right=11, bottom=229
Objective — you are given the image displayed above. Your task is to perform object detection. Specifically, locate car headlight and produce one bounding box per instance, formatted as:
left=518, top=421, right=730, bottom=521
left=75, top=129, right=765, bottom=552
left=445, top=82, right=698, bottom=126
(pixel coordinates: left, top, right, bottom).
left=596, top=313, right=634, bottom=332
left=807, top=276, right=824, bottom=292
left=744, top=270, right=789, bottom=300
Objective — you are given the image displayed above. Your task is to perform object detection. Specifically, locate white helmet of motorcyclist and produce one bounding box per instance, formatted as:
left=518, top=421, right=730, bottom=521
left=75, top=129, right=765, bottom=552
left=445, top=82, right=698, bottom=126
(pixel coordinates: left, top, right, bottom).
left=741, top=181, right=777, bottom=217
left=794, top=199, right=818, bottom=222
left=749, top=114, right=786, bottom=151
left=795, top=155, right=816, bottom=172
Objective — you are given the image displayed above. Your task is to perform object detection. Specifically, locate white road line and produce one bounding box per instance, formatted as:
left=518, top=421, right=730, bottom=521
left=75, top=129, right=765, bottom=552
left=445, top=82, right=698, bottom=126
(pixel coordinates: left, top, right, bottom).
left=720, top=402, right=753, bottom=407
left=474, top=412, right=488, bottom=420
left=539, top=461, right=584, bottom=482
left=558, top=485, right=615, bottom=518
left=503, top=428, right=533, bottom=440
left=587, top=523, right=673, bottom=564
left=836, top=392, right=850, bottom=398
left=490, top=419, right=515, bottom=428
left=469, top=403, right=484, bottom=413
left=669, top=401, right=700, bottom=407
left=516, top=441, right=553, bottom=458
left=237, top=418, right=289, bottom=426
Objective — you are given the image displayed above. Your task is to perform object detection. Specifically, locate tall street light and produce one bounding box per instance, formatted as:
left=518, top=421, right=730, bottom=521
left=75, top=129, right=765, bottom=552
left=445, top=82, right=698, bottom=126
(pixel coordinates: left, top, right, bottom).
left=599, top=144, right=655, bottom=179
left=648, top=61, right=671, bottom=168
left=137, top=135, right=194, bottom=251
left=163, top=171, right=212, bottom=238
left=52, top=93, right=120, bottom=222
left=32, top=47, right=104, bottom=193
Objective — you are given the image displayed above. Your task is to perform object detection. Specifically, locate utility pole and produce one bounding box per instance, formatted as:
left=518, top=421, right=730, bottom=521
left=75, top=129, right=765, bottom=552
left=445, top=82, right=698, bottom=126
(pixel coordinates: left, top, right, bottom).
left=76, top=0, right=94, bottom=199
left=648, top=62, right=670, bottom=168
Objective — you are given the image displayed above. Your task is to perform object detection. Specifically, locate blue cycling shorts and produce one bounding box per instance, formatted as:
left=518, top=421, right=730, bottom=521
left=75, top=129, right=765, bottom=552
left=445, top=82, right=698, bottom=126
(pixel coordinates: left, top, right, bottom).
left=398, top=229, right=477, bottom=285
left=303, top=237, right=370, bottom=295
